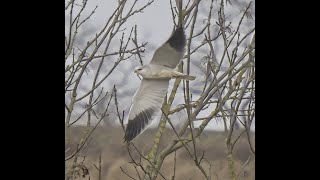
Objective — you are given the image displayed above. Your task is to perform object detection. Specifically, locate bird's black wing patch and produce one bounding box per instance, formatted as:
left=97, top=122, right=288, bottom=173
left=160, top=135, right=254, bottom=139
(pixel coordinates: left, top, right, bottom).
left=123, top=108, right=155, bottom=143
left=167, top=25, right=186, bottom=52
left=149, top=25, right=186, bottom=69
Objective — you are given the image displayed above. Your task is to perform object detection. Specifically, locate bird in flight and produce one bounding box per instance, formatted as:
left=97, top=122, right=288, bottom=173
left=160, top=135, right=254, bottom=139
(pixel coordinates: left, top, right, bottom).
left=123, top=1, right=195, bottom=143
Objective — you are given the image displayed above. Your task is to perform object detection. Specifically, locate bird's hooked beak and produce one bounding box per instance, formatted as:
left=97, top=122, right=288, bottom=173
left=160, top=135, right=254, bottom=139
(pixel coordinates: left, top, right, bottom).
left=134, top=69, right=142, bottom=80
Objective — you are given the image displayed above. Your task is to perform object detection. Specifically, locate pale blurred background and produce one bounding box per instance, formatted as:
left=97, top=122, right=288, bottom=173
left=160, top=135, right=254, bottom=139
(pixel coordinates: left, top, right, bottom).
left=65, top=0, right=255, bottom=179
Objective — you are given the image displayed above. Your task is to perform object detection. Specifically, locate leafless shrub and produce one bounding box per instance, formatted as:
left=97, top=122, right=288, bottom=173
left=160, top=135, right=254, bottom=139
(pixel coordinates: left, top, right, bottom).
left=65, top=0, right=155, bottom=179
left=65, top=0, right=255, bottom=180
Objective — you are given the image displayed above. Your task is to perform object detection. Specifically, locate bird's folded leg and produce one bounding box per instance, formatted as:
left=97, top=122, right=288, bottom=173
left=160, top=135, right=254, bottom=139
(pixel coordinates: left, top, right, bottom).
left=136, top=74, right=142, bottom=80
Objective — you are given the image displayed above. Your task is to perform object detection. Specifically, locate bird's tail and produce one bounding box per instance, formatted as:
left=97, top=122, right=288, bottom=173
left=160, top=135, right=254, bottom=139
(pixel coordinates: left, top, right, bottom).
left=172, top=71, right=196, bottom=81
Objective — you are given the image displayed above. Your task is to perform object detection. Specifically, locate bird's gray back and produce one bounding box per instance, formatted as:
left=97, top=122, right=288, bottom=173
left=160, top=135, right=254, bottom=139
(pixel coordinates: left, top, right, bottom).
left=149, top=26, right=186, bottom=69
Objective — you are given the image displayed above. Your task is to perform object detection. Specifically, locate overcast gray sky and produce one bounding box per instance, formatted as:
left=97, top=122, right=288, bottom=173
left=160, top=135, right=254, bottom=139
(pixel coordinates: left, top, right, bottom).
left=65, top=0, right=255, bottom=131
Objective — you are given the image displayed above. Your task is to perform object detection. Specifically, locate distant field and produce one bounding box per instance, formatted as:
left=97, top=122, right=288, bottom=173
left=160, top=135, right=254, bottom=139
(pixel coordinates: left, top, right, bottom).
left=66, top=125, right=255, bottom=180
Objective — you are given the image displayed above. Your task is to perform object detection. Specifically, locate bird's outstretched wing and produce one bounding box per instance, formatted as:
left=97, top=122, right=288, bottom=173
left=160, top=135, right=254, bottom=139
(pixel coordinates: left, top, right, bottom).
left=124, top=79, right=169, bottom=142
left=149, top=25, right=186, bottom=69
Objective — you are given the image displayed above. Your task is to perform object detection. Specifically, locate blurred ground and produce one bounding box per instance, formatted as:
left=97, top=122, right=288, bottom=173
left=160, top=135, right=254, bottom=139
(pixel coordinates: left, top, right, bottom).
left=66, top=125, right=255, bottom=180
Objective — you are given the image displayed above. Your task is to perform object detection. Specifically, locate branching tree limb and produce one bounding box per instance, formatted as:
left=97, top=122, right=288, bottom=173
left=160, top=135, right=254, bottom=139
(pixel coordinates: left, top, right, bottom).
left=65, top=0, right=255, bottom=179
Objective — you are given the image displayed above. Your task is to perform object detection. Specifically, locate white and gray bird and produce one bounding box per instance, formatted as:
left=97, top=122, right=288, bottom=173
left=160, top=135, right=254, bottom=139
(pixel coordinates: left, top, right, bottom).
left=123, top=1, right=195, bottom=143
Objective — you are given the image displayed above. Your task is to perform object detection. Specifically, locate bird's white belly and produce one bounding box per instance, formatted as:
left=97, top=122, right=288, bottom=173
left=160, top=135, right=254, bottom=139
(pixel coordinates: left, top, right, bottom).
left=142, top=66, right=173, bottom=79
left=144, top=69, right=171, bottom=79
left=158, top=69, right=173, bottom=78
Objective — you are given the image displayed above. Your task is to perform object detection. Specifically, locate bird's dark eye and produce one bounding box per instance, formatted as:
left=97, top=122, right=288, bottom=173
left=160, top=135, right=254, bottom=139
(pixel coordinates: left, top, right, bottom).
left=138, top=68, right=142, bottom=71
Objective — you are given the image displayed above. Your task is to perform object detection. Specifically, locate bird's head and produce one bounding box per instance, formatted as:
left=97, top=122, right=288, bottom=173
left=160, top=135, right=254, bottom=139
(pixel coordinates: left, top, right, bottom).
left=134, top=66, right=144, bottom=74
left=134, top=65, right=149, bottom=80
left=134, top=65, right=150, bottom=76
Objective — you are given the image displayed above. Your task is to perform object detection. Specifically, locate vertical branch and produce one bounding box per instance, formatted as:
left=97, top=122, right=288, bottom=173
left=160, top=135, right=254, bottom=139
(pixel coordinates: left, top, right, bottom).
left=176, top=0, right=183, bottom=27
left=98, top=153, right=102, bottom=180
left=225, top=66, right=248, bottom=180
left=147, top=63, right=183, bottom=161
left=183, top=0, right=199, bottom=166
left=169, top=0, right=177, bottom=27
left=132, top=25, right=144, bottom=66
left=171, top=151, right=177, bottom=180
left=113, top=85, right=126, bottom=131
left=93, top=152, right=102, bottom=180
